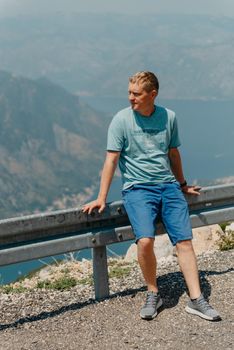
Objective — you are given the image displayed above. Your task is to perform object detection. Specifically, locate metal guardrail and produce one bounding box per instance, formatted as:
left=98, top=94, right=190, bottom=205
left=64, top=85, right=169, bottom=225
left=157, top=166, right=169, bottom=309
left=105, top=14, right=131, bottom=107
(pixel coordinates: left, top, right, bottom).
left=0, top=183, right=234, bottom=299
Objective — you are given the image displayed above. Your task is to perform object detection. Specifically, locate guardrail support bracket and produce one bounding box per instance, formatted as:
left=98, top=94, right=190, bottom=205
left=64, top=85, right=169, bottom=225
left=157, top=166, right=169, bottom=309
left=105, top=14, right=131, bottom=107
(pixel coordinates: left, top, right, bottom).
left=92, top=246, right=109, bottom=299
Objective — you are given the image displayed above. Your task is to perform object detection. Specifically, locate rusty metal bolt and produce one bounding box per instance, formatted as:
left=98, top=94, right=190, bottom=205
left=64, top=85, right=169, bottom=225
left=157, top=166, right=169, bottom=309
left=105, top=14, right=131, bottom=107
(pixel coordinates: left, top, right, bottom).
left=118, top=233, right=123, bottom=240
left=117, top=207, right=122, bottom=214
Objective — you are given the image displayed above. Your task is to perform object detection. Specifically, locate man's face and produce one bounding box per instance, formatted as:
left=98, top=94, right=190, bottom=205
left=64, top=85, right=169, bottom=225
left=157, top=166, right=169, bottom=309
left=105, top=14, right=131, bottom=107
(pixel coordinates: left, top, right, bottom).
left=128, top=82, right=157, bottom=114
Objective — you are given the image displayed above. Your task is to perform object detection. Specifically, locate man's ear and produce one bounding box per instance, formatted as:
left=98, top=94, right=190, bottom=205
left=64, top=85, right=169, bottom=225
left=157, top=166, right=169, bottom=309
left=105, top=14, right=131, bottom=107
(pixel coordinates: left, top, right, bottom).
left=151, top=89, right=158, bottom=99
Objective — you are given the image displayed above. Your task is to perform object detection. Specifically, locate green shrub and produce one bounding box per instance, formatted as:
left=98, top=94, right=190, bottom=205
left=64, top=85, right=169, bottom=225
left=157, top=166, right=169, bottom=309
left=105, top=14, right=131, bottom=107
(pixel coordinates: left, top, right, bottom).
left=77, top=276, right=93, bottom=285
left=109, top=266, right=131, bottom=279
left=217, top=230, right=234, bottom=251
left=37, top=276, right=77, bottom=291
left=0, top=285, right=27, bottom=294
left=37, top=280, right=51, bottom=289
left=219, top=222, right=231, bottom=232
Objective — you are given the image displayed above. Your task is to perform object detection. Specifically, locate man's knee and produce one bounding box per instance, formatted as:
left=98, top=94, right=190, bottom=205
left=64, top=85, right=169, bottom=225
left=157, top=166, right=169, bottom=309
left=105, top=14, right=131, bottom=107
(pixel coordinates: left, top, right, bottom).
left=176, top=239, right=194, bottom=253
left=137, top=237, right=155, bottom=255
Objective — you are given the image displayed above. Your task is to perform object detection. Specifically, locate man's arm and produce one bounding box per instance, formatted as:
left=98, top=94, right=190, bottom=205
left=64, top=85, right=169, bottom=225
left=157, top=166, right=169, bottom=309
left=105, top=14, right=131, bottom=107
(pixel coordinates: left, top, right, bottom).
left=82, top=151, right=120, bottom=214
left=168, top=148, right=201, bottom=195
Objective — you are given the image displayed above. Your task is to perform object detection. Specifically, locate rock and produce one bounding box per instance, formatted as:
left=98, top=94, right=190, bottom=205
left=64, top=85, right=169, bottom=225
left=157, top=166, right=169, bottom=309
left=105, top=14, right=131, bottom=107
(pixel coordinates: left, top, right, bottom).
left=192, top=224, right=223, bottom=255
left=225, top=222, right=234, bottom=232
left=124, top=243, right=137, bottom=262
left=38, top=266, right=52, bottom=281
left=153, top=234, right=175, bottom=259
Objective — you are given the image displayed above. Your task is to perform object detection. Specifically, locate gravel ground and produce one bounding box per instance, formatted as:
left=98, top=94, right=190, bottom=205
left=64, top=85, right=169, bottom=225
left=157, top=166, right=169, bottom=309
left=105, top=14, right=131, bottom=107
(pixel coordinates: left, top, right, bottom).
left=0, top=250, right=233, bottom=350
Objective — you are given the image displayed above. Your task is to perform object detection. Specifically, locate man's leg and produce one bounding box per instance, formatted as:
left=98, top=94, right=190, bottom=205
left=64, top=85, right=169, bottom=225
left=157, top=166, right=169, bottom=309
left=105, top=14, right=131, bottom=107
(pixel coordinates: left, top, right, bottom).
left=137, top=237, right=158, bottom=292
left=162, top=183, right=221, bottom=321
left=137, top=237, right=163, bottom=319
left=176, top=239, right=201, bottom=299
left=122, top=184, right=164, bottom=319
left=176, top=240, right=221, bottom=321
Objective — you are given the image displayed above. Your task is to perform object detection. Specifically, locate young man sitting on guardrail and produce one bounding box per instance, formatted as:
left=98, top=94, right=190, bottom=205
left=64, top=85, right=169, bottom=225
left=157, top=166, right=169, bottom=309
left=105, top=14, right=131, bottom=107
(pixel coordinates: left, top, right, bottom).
left=82, top=71, right=221, bottom=321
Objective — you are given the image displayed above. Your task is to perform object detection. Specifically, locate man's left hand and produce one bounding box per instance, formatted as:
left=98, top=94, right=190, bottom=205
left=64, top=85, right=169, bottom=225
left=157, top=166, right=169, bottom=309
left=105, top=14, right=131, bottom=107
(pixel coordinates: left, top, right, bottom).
left=182, top=185, right=201, bottom=196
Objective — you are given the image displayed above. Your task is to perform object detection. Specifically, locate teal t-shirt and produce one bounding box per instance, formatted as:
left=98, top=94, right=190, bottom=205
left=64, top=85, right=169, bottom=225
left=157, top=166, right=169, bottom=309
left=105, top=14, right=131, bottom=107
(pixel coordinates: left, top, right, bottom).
left=107, top=105, right=181, bottom=189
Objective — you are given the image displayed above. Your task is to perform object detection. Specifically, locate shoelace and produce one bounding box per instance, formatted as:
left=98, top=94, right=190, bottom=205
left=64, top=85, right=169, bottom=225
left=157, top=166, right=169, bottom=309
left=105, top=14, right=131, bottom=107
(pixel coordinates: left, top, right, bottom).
left=144, top=293, right=158, bottom=307
left=196, top=298, right=213, bottom=311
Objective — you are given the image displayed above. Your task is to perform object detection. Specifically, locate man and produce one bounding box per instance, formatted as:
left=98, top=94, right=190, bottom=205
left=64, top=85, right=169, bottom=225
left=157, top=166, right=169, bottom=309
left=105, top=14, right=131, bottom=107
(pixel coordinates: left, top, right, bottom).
left=82, top=71, right=221, bottom=321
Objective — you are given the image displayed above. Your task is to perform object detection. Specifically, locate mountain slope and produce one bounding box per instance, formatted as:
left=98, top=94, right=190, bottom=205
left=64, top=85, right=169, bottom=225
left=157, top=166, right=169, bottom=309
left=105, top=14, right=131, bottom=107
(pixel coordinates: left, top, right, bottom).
left=0, top=71, right=109, bottom=218
left=0, top=14, right=233, bottom=99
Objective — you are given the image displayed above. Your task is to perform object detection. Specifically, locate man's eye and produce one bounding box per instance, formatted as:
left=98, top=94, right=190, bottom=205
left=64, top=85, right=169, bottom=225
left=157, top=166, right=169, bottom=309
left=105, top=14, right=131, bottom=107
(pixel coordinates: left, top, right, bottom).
left=129, top=91, right=140, bottom=97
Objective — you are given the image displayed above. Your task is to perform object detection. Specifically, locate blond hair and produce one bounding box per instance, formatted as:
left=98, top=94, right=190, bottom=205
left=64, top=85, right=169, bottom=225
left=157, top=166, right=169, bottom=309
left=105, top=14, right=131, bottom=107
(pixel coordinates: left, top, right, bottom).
left=129, top=71, right=159, bottom=92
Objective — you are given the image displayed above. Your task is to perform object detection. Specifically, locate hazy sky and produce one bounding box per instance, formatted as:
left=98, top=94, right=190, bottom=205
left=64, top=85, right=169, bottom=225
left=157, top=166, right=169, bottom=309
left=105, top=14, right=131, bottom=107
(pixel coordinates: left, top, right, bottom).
left=0, top=0, right=233, bottom=17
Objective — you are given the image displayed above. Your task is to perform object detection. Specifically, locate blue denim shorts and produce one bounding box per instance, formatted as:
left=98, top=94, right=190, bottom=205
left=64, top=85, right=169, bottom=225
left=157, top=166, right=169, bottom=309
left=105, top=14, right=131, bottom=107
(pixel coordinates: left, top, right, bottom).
left=122, top=182, right=192, bottom=246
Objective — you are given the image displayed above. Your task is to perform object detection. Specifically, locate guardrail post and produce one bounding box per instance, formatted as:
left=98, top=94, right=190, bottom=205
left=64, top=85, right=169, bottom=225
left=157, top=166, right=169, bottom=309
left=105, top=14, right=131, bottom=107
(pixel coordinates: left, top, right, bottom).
left=92, top=246, right=109, bottom=299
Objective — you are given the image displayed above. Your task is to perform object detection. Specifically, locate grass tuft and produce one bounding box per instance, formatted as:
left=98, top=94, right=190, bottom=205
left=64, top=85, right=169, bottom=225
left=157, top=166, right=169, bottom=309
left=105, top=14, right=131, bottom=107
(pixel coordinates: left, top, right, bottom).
left=217, top=230, right=234, bottom=251
left=77, top=276, right=93, bottom=286
left=0, top=285, right=27, bottom=294
left=109, top=266, right=132, bottom=279
left=37, top=276, right=77, bottom=291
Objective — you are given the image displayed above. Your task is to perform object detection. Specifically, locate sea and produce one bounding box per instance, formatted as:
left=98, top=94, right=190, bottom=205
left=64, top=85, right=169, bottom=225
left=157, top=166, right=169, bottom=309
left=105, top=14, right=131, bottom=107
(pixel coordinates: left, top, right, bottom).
left=1, top=97, right=233, bottom=284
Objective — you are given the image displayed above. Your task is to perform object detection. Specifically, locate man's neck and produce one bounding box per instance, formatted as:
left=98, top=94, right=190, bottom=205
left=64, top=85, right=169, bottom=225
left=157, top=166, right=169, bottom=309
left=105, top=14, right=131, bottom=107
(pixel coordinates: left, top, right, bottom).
left=137, top=105, right=156, bottom=117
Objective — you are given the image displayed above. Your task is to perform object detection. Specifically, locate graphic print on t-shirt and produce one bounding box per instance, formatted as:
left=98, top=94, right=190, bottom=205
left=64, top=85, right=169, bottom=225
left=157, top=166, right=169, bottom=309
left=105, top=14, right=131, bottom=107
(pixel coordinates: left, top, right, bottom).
left=130, top=128, right=168, bottom=155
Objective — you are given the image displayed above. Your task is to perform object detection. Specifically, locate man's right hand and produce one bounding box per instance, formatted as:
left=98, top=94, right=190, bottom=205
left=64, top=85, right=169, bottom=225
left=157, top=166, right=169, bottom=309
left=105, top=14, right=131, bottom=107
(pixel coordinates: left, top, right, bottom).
left=82, top=198, right=106, bottom=215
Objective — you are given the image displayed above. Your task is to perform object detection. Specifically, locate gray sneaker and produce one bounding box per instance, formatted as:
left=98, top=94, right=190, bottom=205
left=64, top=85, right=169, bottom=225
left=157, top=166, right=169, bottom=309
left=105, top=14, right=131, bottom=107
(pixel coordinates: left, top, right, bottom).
left=185, top=294, right=221, bottom=321
left=140, top=291, right=163, bottom=320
